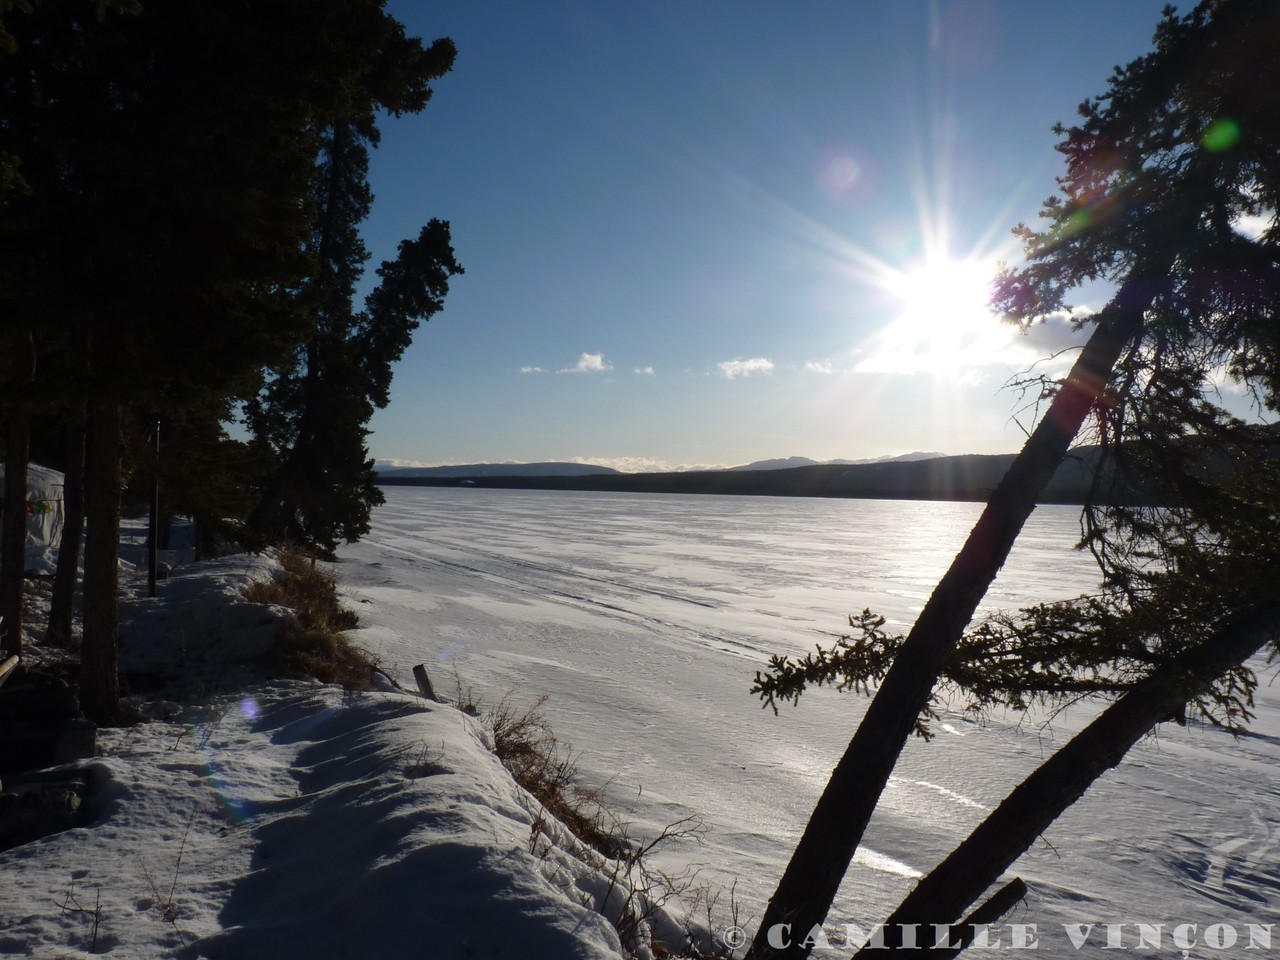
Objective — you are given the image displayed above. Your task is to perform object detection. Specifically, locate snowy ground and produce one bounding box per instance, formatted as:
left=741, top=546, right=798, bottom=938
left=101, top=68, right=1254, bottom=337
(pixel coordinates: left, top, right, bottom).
left=1, top=533, right=642, bottom=959
left=2, top=489, right=1278, bottom=959
left=335, top=488, right=1280, bottom=958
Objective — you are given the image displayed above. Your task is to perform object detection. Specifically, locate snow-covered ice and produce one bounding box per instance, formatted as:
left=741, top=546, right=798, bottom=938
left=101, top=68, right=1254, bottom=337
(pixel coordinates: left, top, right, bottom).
left=337, top=488, right=1280, bottom=957
left=2, top=486, right=1278, bottom=958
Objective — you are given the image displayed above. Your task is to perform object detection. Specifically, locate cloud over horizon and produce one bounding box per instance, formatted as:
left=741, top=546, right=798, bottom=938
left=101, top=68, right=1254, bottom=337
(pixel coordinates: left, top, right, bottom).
left=569, top=455, right=729, bottom=473
left=853, top=308, right=1093, bottom=379
left=717, top=357, right=774, bottom=379
left=558, top=352, right=614, bottom=374
left=377, top=455, right=732, bottom=474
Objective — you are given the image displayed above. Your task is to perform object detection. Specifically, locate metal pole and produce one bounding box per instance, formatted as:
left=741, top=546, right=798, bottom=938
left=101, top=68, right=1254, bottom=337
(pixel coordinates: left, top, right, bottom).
left=147, top=420, right=159, bottom=598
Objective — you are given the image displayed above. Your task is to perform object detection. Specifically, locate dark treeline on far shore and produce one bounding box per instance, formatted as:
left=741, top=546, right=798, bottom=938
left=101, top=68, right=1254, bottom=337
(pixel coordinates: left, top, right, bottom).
left=376, top=449, right=1131, bottom=504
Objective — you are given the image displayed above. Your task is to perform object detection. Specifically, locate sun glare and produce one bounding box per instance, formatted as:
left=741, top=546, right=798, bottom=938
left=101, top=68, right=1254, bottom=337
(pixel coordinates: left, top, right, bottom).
left=712, top=153, right=1022, bottom=379
left=867, top=252, right=1005, bottom=374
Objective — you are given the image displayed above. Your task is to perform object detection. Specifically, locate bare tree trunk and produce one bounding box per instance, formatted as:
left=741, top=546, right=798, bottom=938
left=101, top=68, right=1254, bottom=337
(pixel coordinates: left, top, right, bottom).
left=147, top=419, right=158, bottom=598
left=748, top=278, right=1158, bottom=960
left=47, top=405, right=86, bottom=646
left=1, top=424, right=30, bottom=655
left=1, top=329, right=36, bottom=655
left=80, top=395, right=123, bottom=723
left=933, top=880, right=1029, bottom=960
left=854, top=601, right=1280, bottom=957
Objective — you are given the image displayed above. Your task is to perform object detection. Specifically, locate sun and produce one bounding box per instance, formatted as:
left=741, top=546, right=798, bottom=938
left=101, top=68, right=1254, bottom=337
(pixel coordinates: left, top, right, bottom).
left=708, top=153, right=1019, bottom=377
left=891, top=256, right=996, bottom=342
left=866, top=252, right=1005, bottom=374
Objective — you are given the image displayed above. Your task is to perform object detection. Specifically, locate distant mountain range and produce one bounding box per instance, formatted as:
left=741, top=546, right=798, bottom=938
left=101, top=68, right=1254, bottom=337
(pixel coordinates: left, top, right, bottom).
left=377, top=452, right=945, bottom=479
left=728, top=452, right=944, bottom=471
left=375, top=450, right=1114, bottom=505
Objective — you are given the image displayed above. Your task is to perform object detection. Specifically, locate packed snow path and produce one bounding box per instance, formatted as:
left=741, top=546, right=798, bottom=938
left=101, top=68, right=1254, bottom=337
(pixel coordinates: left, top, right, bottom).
left=2, top=553, right=629, bottom=959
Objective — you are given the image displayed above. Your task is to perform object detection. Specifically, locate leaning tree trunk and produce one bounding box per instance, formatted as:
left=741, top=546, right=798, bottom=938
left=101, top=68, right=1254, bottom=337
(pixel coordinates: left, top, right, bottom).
left=80, top=395, right=123, bottom=723
left=855, top=600, right=1280, bottom=957
left=748, top=276, right=1159, bottom=960
left=0, top=329, right=36, bottom=656
left=47, top=405, right=86, bottom=646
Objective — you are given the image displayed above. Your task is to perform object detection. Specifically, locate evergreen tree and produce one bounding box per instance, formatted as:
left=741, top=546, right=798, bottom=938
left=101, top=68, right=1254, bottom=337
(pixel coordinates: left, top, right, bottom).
left=748, top=1, right=1280, bottom=954
left=0, top=1, right=137, bottom=193
left=245, top=44, right=462, bottom=557
left=0, top=328, right=34, bottom=654
left=0, top=1, right=453, bottom=719
left=145, top=405, right=274, bottom=561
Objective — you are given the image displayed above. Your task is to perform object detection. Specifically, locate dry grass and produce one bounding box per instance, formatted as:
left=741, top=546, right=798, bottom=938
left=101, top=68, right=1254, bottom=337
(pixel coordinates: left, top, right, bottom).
left=461, top=688, right=745, bottom=958
left=243, top=548, right=374, bottom=689
left=483, top=693, right=628, bottom=859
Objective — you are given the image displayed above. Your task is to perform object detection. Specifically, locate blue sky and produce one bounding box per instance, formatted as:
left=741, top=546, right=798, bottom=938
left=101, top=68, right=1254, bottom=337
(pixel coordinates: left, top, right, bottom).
left=362, top=0, right=1173, bottom=471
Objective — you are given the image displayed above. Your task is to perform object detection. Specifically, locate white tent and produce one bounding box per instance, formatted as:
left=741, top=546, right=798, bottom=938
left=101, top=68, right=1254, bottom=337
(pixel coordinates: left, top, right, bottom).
left=0, top=462, right=65, bottom=569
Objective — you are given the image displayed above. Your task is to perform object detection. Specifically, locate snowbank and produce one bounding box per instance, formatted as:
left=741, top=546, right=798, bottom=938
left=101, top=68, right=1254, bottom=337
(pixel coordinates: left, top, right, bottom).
left=1, top=552, right=640, bottom=959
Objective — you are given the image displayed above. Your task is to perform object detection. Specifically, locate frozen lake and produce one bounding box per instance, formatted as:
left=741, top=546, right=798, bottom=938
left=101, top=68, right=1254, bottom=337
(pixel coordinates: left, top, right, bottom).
left=339, top=486, right=1280, bottom=956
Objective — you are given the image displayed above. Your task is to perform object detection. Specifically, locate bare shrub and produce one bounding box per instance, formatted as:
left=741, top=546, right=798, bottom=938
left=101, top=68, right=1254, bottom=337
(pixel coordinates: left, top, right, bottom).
left=138, top=815, right=194, bottom=954
left=588, top=815, right=746, bottom=959
left=55, top=879, right=102, bottom=953
left=484, top=693, right=627, bottom=859
left=243, top=547, right=373, bottom=688
left=461, top=684, right=746, bottom=958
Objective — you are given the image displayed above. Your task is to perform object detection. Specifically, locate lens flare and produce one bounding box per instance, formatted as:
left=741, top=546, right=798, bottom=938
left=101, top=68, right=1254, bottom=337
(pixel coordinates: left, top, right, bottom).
left=1203, top=117, right=1240, bottom=153
left=197, top=754, right=252, bottom=825
left=817, top=146, right=874, bottom=202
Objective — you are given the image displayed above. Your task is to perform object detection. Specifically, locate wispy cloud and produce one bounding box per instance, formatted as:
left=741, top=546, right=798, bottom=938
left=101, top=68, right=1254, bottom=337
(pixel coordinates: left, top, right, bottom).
left=568, top=456, right=729, bottom=473
left=1015, top=309, right=1091, bottom=356
left=804, top=360, right=834, bottom=374
left=1207, top=362, right=1253, bottom=397
left=854, top=308, right=1092, bottom=378
left=957, top=367, right=991, bottom=387
left=717, top=357, right=774, bottom=379
left=634, top=366, right=655, bottom=376
left=378, top=458, right=525, bottom=469
left=558, top=352, right=614, bottom=374
left=519, top=366, right=547, bottom=374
